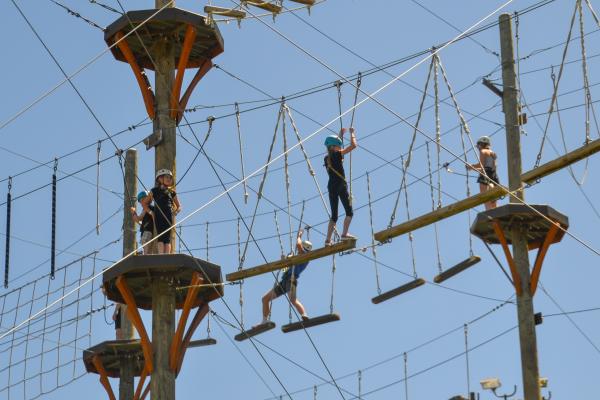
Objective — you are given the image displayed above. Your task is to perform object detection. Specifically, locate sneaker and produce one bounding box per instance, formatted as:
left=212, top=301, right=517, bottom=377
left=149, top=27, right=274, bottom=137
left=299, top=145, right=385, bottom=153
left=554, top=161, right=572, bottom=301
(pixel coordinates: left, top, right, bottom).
left=324, top=241, right=333, bottom=247
left=341, top=233, right=357, bottom=240
left=301, top=314, right=309, bottom=321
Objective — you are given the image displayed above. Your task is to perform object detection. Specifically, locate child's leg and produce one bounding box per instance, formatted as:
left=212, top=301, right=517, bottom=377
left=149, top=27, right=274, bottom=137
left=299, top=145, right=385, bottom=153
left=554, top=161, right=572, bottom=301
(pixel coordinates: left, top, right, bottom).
left=164, top=243, right=172, bottom=254
left=292, top=298, right=307, bottom=318
left=261, top=289, right=277, bottom=322
left=115, top=328, right=122, bottom=340
left=157, top=242, right=165, bottom=254
left=326, top=189, right=339, bottom=244
left=487, top=183, right=497, bottom=209
left=339, top=185, right=354, bottom=237
left=342, top=216, right=353, bottom=236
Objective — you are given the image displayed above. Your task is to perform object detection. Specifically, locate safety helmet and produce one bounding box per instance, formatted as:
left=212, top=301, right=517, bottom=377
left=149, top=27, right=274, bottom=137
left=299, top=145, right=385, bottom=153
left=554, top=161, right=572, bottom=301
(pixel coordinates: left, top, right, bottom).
left=477, top=136, right=491, bottom=146
left=301, top=240, right=313, bottom=252
left=136, top=191, right=148, bottom=202
left=324, top=135, right=342, bottom=148
left=155, top=169, right=173, bottom=180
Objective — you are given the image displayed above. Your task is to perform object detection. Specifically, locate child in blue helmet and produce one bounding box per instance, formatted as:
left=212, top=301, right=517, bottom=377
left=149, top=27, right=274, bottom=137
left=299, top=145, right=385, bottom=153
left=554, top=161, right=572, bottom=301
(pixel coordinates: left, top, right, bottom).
left=130, top=190, right=155, bottom=254
left=324, top=127, right=358, bottom=245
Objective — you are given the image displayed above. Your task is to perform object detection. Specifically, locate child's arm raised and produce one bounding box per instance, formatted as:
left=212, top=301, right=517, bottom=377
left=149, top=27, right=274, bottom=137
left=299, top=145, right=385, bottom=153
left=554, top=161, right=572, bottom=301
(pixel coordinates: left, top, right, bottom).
left=173, top=193, right=182, bottom=215
left=341, top=127, right=358, bottom=155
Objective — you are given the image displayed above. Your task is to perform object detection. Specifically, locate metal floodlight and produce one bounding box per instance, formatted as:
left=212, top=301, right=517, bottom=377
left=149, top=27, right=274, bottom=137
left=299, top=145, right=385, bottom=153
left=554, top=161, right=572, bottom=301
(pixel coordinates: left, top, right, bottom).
left=480, top=377, right=502, bottom=390
left=539, top=377, right=548, bottom=388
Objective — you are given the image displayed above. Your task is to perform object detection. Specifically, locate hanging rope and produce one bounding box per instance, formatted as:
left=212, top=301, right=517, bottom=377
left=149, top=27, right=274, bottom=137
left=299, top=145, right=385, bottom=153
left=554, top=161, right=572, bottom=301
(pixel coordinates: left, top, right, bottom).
left=296, top=200, right=306, bottom=244
left=206, top=308, right=212, bottom=338
left=51, top=159, right=57, bottom=279
left=459, top=125, right=475, bottom=256
left=585, top=0, right=600, bottom=26
left=403, top=352, right=409, bottom=400
left=334, top=80, right=343, bottom=133
left=177, top=116, right=215, bottom=185
left=329, top=254, right=337, bottom=314
left=366, top=173, right=381, bottom=295
left=4, top=177, right=11, bottom=288
left=388, top=58, right=434, bottom=228
left=433, top=54, right=442, bottom=210
left=426, top=143, right=442, bottom=273
left=534, top=1, right=578, bottom=168
left=274, top=210, right=285, bottom=259
left=358, top=369, right=362, bottom=400
left=281, top=101, right=293, bottom=255
left=206, top=221, right=210, bottom=261
left=464, top=323, right=471, bottom=397
left=348, top=72, right=362, bottom=204
left=237, top=216, right=244, bottom=328
left=235, top=102, right=249, bottom=203
left=96, top=141, right=101, bottom=235
left=400, top=155, right=418, bottom=278
left=579, top=0, right=593, bottom=146
left=313, top=385, right=317, bottom=400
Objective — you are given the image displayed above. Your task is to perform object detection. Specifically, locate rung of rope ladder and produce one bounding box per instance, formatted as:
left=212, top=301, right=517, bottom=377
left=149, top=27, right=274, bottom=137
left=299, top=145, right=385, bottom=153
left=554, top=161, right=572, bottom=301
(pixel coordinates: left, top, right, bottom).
left=204, top=5, right=246, bottom=18
left=226, top=239, right=357, bottom=282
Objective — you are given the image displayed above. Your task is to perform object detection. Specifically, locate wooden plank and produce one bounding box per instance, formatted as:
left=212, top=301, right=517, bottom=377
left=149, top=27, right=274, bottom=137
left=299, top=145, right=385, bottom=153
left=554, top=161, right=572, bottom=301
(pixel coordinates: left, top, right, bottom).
left=245, top=1, right=282, bottom=13
left=188, top=338, right=217, bottom=347
left=226, top=239, right=356, bottom=282
left=288, top=0, right=315, bottom=4
left=371, top=278, right=425, bottom=304
left=234, top=321, right=276, bottom=341
left=281, top=313, right=340, bottom=333
left=433, top=256, right=481, bottom=283
left=204, top=6, right=247, bottom=18
left=374, top=138, right=600, bottom=242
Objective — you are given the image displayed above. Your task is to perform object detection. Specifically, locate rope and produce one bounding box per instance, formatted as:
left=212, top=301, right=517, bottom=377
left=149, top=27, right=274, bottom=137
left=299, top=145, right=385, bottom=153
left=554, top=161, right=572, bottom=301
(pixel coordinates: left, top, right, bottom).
left=335, top=80, right=343, bottom=132
left=235, top=103, right=250, bottom=203
left=358, top=369, right=362, bottom=399
left=88, top=0, right=122, bottom=15
left=580, top=0, right=593, bottom=145
left=433, top=54, right=442, bottom=210
left=403, top=352, right=409, bottom=400
left=4, top=178, right=11, bottom=288
left=425, top=143, right=442, bottom=273
left=330, top=254, right=336, bottom=314
left=297, top=200, right=306, bottom=242
left=464, top=324, right=471, bottom=397
left=274, top=210, right=285, bottom=258
left=51, top=159, right=57, bottom=279
left=48, top=0, right=105, bottom=31
left=314, top=385, right=317, bottom=400
left=206, top=308, right=212, bottom=338
left=585, top=0, right=600, bottom=26
left=96, top=141, right=101, bottom=235
left=349, top=72, right=362, bottom=204
left=400, top=156, right=418, bottom=278
left=534, top=1, right=578, bottom=168
left=177, top=116, right=214, bottom=185
left=388, top=58, right=434, bottom=228
left=281, top=103, right=293, bottom=255
left=366, top=173, right=381, bottom=295
left=206, top=222, right=210, bottom=262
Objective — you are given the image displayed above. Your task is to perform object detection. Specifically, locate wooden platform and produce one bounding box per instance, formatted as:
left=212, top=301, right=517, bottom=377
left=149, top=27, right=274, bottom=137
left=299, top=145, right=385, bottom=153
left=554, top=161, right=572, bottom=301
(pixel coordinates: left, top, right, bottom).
left=83, top=340, right=145, bottom=377
left=234, top=321, right=276, bottom=341
left=226, top=239, right=356, bottom=282
left=281, top=313, right=340, bottom=333
left=470, top=204, right=568, bottom=248
left=371, top=278, right=425, bottom=304
left=188, top=338, right=217, bottom=347
left=433, top=256, right=481, bottom=283
left=105, top=8, right=224, bottom=70
left=102, top=254, right=223, bottom=310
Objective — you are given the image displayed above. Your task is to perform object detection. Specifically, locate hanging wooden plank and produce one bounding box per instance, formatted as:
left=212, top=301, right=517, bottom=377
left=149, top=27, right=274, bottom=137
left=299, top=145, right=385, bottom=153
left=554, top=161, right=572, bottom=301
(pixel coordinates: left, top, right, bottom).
left=288, top=0, right=315, bottom=5
left=226, top=239, right=356, bottom=282
left=204, top=5, right=247, bottom=19
left=281, top=313, right=340, bottom=333
left=188, top=338, right=217, bottom=347
left=245, top=0, right=282, bottom=14
left=433, top=255, right=481, bottom=283
left=234, top=321, right=276, bottom=341
left=371, top=278, right=425, bottom=304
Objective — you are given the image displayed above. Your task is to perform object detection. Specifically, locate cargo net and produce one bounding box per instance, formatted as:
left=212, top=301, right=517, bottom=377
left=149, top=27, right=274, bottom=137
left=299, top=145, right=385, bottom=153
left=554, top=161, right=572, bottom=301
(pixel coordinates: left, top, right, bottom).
left=0, top=254, right=109, bottom=400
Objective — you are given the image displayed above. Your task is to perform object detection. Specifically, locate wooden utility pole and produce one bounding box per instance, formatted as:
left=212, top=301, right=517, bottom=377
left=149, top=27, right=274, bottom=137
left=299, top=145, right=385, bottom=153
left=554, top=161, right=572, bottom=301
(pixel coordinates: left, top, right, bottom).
left=499, top=13, right=541, bottom=400
left=121, top=148, right=138, bottom=400
left=152, top=1, right=177, bottom=399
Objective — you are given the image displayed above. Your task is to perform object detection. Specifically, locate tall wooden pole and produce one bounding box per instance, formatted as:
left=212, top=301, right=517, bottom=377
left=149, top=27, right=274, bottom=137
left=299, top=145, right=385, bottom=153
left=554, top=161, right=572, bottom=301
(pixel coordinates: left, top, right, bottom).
left=152, top=1, right=177, bottom=400
left=499, top=13, right=541, bottom=400
left=121, top=148, right=138, bottom=400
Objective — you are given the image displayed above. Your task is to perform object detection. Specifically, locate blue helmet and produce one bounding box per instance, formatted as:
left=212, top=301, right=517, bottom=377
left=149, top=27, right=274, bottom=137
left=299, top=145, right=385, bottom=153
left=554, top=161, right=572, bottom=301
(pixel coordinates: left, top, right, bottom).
left=324, top=135, right=342, bottom=148
left=137, top=191, right=148, bottom=202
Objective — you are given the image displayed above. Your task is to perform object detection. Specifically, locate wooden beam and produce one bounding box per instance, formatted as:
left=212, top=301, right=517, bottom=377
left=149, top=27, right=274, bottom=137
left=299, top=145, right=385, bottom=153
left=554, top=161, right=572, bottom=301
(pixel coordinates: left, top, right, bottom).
left=374, top=138, right=600, bottom=242
left=170, top=24, right=197, bottom=120
left=226, top=239, right=356, bottom=282
left=204, top=5, right=247, bottom=18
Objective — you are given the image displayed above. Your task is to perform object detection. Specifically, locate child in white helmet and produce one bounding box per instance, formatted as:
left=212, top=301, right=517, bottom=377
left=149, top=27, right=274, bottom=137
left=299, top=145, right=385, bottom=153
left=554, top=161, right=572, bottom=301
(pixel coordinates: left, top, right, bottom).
left=130, top=190, right=155, bottom=254
left=468, top=136, right=499, bottom=210
left=256, top=229, right=313, bottom=326
left=323, top=127, right=358, bottom=246
left=142, top=169, right=181, bottom=254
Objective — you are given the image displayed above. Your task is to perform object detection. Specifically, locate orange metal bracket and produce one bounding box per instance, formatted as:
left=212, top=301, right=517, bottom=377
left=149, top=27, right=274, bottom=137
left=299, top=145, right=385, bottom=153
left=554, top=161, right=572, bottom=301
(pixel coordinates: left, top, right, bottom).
left=176, top=59, right=213, bottom=124
left=491, top=221, right=522, bottom=296
left=530, top=223, right=559, bottom=296
left=170, top=24, right=197, bottom=120
left=140, top=382, right=151, bottom=400
left=114, top=31, right=156, bottom=120
left=115, top=276, right=154, bottom=373
left=169, top=272, right=203, bottom=371
left=133, top=366, right=149, bottom=400
left=92, top=355, right=116, bottom=400
left=176, top=303, right=209, bottom=373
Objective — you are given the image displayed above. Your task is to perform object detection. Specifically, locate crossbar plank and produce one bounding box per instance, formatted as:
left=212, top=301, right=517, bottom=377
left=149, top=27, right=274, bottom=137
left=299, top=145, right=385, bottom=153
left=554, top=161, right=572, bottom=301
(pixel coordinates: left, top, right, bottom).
left=234, top=321, right=276, bottom=342
left=281, top=313, right=340, bottom=333
left=188, top=338, right=217, bottom=347
left=374, top=138, right=600, bottom=242
left=226, top=239, right=356, bottom=282
left=433, top=256, right=481, bottom=283
left=371, top=278, right=425, bottom=304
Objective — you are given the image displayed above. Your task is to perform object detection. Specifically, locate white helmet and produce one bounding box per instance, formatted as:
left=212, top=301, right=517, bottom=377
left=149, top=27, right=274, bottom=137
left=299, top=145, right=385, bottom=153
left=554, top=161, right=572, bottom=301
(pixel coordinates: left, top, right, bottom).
left=156, top=169, right=173, bottom=179
left=301, top=240, right=313, bottom=252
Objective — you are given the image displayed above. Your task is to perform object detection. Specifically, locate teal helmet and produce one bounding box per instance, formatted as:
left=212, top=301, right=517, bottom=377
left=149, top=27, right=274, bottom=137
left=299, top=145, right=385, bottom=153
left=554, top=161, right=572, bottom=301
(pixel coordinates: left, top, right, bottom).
left=324, top=135, right=342, bottom=148
left=137, top=191, right=148, bottom=202
left=477, top=136, right=491, bottom=146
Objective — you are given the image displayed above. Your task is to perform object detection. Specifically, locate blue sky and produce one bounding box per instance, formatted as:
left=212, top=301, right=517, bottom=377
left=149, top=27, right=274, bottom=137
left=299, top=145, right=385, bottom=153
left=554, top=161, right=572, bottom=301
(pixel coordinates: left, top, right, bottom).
left=1, top=0, right=600, bottom=399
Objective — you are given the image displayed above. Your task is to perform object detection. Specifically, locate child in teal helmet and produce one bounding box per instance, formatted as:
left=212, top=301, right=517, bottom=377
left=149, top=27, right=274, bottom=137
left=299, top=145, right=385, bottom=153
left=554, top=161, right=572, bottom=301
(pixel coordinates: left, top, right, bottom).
left=324, top=127, right=358, bottom=245
left=130, top=190, right=156, bottom=254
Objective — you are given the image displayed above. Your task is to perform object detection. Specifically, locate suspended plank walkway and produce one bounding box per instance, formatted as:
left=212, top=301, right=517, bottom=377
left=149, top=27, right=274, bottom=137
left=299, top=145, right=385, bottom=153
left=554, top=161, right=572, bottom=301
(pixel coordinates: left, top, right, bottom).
left=234, top=321, right=276, bottom=341
left=226, top=239, right=356, bottom=282
left=374, top=138, right=600, bottom=243
left=281, top=313, right=340, bottom=333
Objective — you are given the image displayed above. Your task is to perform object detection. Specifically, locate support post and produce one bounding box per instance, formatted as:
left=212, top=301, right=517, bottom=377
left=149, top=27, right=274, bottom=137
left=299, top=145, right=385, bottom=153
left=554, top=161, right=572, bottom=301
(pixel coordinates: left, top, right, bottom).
left=120, top=149, right=138, bottom=400
left=151, top=278, right=176, bottom=400
left=499, top=13, right=541, bottom=400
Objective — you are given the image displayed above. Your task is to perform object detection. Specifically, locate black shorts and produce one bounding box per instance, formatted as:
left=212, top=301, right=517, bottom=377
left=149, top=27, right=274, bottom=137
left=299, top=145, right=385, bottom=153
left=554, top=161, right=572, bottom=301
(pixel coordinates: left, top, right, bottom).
left=477, top=167, right=499, bottom=186
left=155, top=222, right=172, bottom=244
left=273, top=278, right=297, bottom=298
